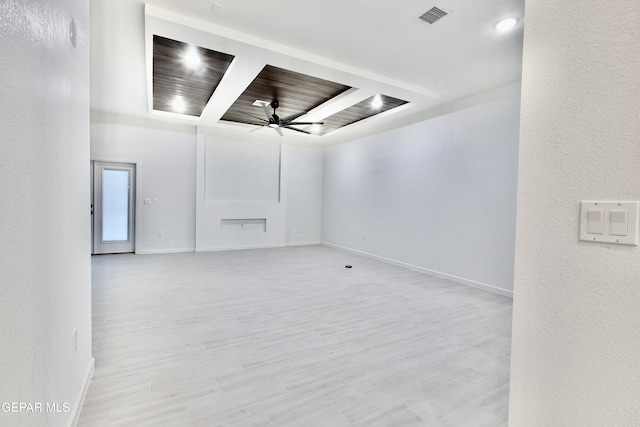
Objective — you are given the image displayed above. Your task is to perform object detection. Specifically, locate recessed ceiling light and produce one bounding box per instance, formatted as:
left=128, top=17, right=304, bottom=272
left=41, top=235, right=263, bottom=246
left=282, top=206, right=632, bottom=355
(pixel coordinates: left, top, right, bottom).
left=494, top=17, right=519, bottom=32
left=172, top=96, right=186, bottom=113
left=183, top=46, right=202, bottom=70
left=372, top=94, right=383, bottom=109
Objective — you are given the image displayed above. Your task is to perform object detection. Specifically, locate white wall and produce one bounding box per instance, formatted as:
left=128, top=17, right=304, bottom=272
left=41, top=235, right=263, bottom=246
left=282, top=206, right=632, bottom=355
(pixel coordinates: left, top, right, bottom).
left=194, top=134, right=323, bottom=250
left=195, top=134, right=288, bottom=251
left=91, top=120, right=323, bottom=252
left=286, top=145, right=323, bottom=245
left=323, top=83, right=520, bottom=295
left=509, top=1, right=640, bottom=425
left=0, top=0, right=93, bottom=426
left=205, top=138, right=281, bottom=202
left=91, top=118, right=197, bottom=254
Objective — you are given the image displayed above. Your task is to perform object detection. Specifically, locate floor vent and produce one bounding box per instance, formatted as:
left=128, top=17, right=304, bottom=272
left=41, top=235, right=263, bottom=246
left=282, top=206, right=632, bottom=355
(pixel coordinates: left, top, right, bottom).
left=418, top=6, right=448, bottom=24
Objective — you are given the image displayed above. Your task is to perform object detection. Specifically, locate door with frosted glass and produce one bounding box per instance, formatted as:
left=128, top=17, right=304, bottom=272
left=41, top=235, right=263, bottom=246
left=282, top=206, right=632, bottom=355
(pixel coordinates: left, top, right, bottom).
left=92, top=162, right=135, bottom=254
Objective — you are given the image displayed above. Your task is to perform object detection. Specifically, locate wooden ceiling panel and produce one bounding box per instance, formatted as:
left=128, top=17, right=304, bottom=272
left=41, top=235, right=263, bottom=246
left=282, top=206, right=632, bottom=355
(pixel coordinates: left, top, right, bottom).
left=153, top=35, right=234, bottom=117
left=319, top=95, right=409, bottom=135
left=221, top=65, right=352, bottom=126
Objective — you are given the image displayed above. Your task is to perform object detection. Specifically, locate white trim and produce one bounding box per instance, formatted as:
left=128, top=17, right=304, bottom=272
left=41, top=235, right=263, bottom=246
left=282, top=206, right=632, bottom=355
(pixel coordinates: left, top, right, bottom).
left=135, top=243, right=320, bottom=254
left=286, top=241, right=322, bottom=247
left=91, top=110, right=197, bottom=134
left=195, top=243, right=286, bottom=252
left=135, top=248, right=195, bottom=255
left=322, top=242, right=513, bottom=298
left=68, top=357, right=94, bottom=427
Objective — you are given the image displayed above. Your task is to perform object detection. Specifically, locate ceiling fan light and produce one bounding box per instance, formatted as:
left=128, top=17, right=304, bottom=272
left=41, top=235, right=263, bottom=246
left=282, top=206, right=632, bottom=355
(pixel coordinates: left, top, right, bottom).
left=268, top=123, right=280, bottom=128
left=494, top=17, right=519, bottom=32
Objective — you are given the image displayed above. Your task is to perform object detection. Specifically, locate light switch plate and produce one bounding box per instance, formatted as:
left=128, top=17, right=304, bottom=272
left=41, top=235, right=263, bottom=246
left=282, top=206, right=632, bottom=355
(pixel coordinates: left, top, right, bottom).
left=609, top=209, right=629, bottom=236
left=579, top=201, right=639, bottom=245
left=586, top=209, right=604, bottom=234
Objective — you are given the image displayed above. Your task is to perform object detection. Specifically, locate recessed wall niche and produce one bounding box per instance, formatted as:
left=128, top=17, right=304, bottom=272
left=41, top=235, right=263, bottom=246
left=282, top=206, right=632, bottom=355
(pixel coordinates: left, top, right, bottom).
left=221, top=218, right=267, bottom=234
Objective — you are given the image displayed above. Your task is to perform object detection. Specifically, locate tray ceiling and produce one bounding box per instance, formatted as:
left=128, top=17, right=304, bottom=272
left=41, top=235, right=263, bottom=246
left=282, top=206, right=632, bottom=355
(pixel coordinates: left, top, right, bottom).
left=319, top=95, right=409, bottom=135
left=219, top=65, right=351, bottom=128
left=151, top=37, right=412, bottom=136
left=152, top=35, right=234, bottom=117
left=89, top=1, right=525, bottom=143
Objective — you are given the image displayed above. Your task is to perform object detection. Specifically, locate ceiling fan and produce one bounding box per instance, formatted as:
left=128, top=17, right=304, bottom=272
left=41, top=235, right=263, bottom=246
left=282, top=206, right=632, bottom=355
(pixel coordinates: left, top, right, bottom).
left=241, top=100, right=324, bottom=136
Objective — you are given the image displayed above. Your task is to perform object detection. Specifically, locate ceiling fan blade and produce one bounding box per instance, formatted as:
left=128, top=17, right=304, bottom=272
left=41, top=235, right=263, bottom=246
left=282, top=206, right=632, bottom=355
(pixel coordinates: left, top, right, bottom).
left=274, top=126, right=284, bottom=136
left=285, top=121, right=324, bottom=126
left=260, top=103, right=273, bottom=121
left=236, top=110, right=268, bottom=123
left=281, top=111, right=306, bottom=123
left=283, top=125, right=311, bottom=135
left=249, top=124, right=268, bottom=133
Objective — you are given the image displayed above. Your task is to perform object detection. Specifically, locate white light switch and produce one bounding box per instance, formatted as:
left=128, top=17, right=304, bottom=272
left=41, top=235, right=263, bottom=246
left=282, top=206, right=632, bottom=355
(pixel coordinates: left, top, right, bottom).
left=586, top=209, right=604, bottom=234
left=144, top=198, right=151, bottom=205
left=579, top=201, right=639, bottom=246
left=609, top=209, right=628, bottom=236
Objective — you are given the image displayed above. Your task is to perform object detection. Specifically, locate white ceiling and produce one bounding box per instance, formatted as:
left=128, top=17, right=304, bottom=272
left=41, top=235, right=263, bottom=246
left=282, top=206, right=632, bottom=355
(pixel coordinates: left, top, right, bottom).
left=90, top=0, right=524, bottom=144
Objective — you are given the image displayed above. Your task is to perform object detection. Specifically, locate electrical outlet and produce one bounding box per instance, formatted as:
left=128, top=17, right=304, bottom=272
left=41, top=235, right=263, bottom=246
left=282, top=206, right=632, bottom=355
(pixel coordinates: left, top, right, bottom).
left=158, top=231, right=163, bottom=237
left=72, top=328, right=78, bottom=354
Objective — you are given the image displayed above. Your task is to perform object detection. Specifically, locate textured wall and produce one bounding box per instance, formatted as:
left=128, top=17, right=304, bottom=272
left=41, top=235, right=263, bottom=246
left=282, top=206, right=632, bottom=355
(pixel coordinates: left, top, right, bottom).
left=509, top=0, right=640, bottom=425
left=0, top=0, right=93, bottom=426
left=323, top=83, right=521, bottom=294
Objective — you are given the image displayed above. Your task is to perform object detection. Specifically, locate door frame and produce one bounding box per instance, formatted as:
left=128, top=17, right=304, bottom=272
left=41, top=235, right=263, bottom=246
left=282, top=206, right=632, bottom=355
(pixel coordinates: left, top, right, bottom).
left=91, top=159, right=140, bottom=254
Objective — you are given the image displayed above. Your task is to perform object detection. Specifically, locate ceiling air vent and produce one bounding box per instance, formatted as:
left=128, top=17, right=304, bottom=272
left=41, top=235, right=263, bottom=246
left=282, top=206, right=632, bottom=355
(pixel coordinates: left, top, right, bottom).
left=418, top=6, right=448, bottom=24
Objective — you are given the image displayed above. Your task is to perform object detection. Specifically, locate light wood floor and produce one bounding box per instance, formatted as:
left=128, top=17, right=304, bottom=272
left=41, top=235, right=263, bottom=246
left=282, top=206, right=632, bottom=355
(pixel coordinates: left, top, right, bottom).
left=78, top=245, right=512, bottom=426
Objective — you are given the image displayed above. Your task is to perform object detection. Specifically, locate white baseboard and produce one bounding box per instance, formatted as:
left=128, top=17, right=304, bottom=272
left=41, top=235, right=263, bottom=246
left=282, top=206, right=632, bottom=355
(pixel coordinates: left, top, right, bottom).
left=69, top=357, right=94, bottom=427
left=195, top=243, right=287, bottom=252
left=286, top=241, right=322, bottom=247
left=135, top=248, right=195, bottom=255
left=322, top=242, right=513, bottom=298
